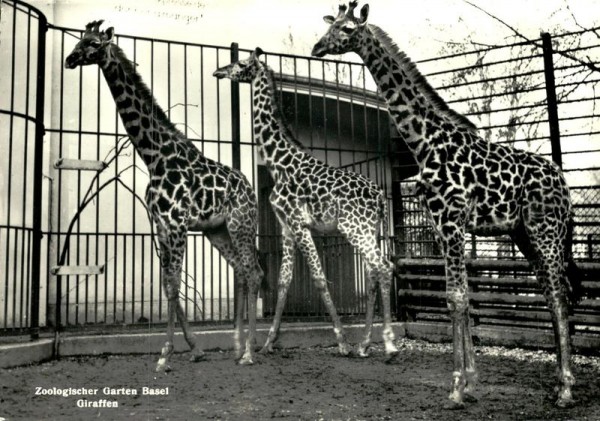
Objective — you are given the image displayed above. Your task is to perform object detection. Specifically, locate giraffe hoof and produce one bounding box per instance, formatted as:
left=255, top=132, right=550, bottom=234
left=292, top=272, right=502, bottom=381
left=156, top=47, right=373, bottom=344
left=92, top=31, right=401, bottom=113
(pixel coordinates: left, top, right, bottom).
left=238, top=355, right=255, bottom=366
left=259, top=345, right=274, bottom=355
left=155, top=363, right=172, bottom=373
left=357, top=348, right=369, bottom=358
left=189, top=352, right=206, bottom=363
left=384, top=350, right=400, bottom=364
left=443, top=399, right=466, bottom=410
left=464, top=393, right=478, bottom=403
left=556, top=397, right=576, bottom=408
left=338, top=344, right=352, bottom=357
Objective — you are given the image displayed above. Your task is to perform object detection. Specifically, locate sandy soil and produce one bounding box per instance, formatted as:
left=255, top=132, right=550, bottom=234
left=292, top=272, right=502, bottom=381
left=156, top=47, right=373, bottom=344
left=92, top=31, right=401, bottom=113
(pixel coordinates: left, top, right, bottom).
left=1, top=338, right=599, bottom=420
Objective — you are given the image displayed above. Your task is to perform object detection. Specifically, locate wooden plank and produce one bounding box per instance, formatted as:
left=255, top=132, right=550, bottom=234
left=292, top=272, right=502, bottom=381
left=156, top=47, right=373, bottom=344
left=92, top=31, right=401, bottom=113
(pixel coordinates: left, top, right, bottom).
left=400, top=273, right=539, bottom=288
left=396, top=258, right=532, bottom=271
left=51, top=265, right=105, bottom=276
left=399, top=289, right=546, bottom=305
left=54, top=158, right=107, bottom=171
left=403, top=321, right=600, bottom=350
left=396, top=258, right=600, bottom=273
left=401, top=289, right=600, bottom=309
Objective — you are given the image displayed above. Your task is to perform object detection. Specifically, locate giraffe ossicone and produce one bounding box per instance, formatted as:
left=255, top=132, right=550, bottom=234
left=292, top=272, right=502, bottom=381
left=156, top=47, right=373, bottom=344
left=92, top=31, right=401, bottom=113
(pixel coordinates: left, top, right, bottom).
left=214, top=47, right=399, bottom=359
left=313, top=1, right=580, bottom=408
left=65, top=20, right=264, bottom=371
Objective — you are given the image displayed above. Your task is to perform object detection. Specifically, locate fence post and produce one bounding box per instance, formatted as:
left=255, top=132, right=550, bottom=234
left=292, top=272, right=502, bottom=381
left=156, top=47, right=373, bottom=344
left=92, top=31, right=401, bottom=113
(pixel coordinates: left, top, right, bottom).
left=541, top=32, right=563, bottom=168
left=229, top=43, right=241, bottom=321
left=230, top=43, right=241, bottom=171
left=30, top=13, right=48, bottom=340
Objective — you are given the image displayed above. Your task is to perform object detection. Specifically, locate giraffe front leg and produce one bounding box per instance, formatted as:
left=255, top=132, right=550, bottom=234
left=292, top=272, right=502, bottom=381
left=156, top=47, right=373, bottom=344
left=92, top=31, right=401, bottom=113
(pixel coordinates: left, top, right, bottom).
left=175, top=300, right=206, bottom=363
left=441, top=230, right=471, bottom=409
left=379, top=261, right=399, bottom=360
left=358, top=274, right=378, bottom=358
left=156, top=296, right=176, bottom=373
left=239, top=273, right=260, bottom=365
left=233, top=277, right=245, bottom=361
left=446, top=296, right=468, bottom=409
left=260, top=232, right=296, bottom=355
left=463, top=311, right=478, bottom=402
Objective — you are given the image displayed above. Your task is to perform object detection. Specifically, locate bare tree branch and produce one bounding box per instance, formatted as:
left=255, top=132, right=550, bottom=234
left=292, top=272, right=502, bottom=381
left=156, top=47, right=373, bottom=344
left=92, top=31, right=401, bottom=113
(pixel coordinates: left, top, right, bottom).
left=463, top=0, right=600, bottom=73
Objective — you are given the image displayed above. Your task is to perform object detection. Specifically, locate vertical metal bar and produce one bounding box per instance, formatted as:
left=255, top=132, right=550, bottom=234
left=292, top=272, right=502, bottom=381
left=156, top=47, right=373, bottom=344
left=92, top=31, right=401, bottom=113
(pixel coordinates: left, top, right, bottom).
left=132, top=39, right=138, bottom=325
left=5, top=0, right=17, bottom=332
left=30, top=11, right=47, bottom=339
left=141, top=235, right=146, bottom=322
left=85, top=234, right=89, bottom=323
left=122, top=235, right=127, bottom=323
left=193, top=236, right=197, bottom=321
left=541, top=32, right=562, bottom=168
left=229, top=43, right=240, bottom=324
left=200, top=46, right=205, bottom=147
left=104, top=234, right=108, bottom=324
left=19, top=9, right=33, bottom=330
left=230, top=43, right=240, bottom=171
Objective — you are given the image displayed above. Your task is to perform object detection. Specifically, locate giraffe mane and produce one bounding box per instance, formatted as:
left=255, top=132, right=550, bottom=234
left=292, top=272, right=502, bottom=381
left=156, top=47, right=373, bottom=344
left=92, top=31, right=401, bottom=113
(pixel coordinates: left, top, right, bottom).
left=368, top=24, right=478, bottom=133
left=110, top=44, right=184, bottom=137
left=261, top=63, right=306, bottom=150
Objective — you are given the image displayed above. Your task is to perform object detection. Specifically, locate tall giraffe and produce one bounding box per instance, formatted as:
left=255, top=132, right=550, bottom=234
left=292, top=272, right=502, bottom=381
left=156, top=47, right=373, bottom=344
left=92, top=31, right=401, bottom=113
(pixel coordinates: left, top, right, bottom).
left=65, top=21, right=264, bottom=371
left=214, top=48, right=399, bottom=359
left=313, top=2, right=580, bottom=408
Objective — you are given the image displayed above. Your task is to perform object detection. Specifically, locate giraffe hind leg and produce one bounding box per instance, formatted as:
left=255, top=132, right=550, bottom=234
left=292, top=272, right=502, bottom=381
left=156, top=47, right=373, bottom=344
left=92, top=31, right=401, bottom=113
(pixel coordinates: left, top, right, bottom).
left=512, top=224, right=575, bottom=407
left=205, top=227, right=250, bottom=363
left=154, top=223, right=203, bottom=372
left=338, top=223, right=398, bottom=359
left=260, top=231, right=296, bottom=354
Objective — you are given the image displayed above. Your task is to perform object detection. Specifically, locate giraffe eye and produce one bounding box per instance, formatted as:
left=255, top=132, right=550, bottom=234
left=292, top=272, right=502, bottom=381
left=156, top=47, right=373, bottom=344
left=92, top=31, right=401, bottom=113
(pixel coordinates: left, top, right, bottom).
left=89, top=40, right=102, bottom=47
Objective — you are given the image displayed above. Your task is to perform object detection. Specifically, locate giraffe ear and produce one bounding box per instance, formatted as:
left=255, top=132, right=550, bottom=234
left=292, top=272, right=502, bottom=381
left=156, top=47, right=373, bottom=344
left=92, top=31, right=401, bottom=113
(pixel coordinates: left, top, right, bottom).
left=104, top=27, right=115, bottom=42
left=359, top=4, right=369, bottom=25
left=323, top=15, right=335, bottom=24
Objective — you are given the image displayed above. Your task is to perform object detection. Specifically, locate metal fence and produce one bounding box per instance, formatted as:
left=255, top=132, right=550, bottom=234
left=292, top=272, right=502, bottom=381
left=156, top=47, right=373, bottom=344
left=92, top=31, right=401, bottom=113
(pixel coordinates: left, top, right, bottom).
left=395, top=29, right=600, bottom=262
left=1, top=0, right=394, bottom=335
left=1, top=0, right=599, bottom=341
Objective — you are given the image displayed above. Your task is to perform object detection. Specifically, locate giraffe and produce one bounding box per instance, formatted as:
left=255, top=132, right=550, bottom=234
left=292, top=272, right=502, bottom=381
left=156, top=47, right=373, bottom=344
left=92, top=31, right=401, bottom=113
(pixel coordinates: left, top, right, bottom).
left=213, top=47, right=399, bottom=359
left=65, top=20, right=264, bottom=371
left=312, top=2, right=580, bottom=408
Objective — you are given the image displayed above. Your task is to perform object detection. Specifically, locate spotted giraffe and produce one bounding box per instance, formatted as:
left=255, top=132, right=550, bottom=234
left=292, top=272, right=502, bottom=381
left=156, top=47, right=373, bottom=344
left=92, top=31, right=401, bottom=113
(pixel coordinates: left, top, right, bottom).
left=214, top=48, right=399, bottom=359
left=65, top=21, right=264, bottom=371
left=313, top=2, right=581, bottom=408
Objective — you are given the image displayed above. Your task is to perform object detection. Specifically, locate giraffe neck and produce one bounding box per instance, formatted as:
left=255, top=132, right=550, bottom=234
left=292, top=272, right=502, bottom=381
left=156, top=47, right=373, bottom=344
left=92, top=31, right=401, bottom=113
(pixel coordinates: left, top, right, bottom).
left=252, top=64, right=305, bottom=177
left=358, top=25, right=478, bottom=166
left=99, top=44, right=182, bottom=171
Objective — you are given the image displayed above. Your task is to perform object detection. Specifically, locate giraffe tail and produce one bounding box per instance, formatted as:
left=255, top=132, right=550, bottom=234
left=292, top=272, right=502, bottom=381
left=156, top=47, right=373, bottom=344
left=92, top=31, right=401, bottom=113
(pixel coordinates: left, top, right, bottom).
left=564, top=216, right=584, bottom=308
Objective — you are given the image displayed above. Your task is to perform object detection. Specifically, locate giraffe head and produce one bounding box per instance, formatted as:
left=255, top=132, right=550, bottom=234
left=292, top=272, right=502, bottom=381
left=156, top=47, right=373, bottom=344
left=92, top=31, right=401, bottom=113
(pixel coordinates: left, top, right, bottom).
left=311, top=1, right=369, bottom=58
left=213, top=47, right=265, bottom=83
left=65, top=20, right=115, bottom=69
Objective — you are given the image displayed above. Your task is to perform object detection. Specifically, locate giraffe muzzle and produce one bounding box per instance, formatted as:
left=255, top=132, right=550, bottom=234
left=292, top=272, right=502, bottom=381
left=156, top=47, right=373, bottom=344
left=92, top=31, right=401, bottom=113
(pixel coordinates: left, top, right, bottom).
left=311, top=42, right=328, bottom=58
left=64, top=53, right=80, bottom=69
left=212, top=67, right=229, bottom=79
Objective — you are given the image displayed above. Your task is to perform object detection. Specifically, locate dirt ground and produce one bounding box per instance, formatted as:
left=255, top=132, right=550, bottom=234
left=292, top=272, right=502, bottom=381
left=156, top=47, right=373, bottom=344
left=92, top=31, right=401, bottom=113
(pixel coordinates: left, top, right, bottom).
left=1, top=338, right=599, bottom=421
